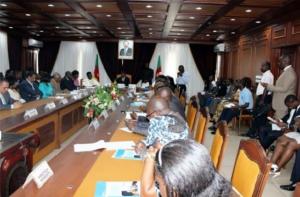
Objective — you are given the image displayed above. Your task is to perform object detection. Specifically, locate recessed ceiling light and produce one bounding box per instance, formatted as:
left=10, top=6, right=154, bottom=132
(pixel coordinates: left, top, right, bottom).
left=146, top=5, right=152, bottom=8
left=181, top=29, right=185, bottom=32
left=87, top=27, right=91, bottom=29
left=149, top=32, right=153, bottom=35
left=177, top=33, right=181, bottom=35
left=65, top=14, right=71, bottom=17
left=213, top=30, right=217, bottom=33
left=121, top=31, right=125, bottom=34
left=0, top=3, right=7, bottom=7
left=36, top=33, right=40, bottom=36
left=48, top=4, right=54, bottom=7
left=96, top=4, right=102, bottom=8
left=148, top=28, right=152, bottom=31
left=40, top=30, right=44, bottom=32
left=106, top=14, right=111, bottom=17
left=189, top=16, right=195, bottom=19
left=9, top=26, right=13, bottom=29
left=93, top=31, right=97, bottom=33
left=230, top=18, right=236, bottom=21
left=245, top=9, right=252, bottom=13
left=196, top=7, right=202, bottom=10
left=174, top=38, right=177, bottom=41
left=117, top=27, right=122, bottom=30
left=147, top=15, right=152, bottom=18
left=256, top=20, right=261, bottom=24
left=231, top=31, right=236, bottom=35
left=55, top=26, right=60, bottom=29
left=25, top=13, right=31, bottom=17
left=206, top=34, right=210, bottom=37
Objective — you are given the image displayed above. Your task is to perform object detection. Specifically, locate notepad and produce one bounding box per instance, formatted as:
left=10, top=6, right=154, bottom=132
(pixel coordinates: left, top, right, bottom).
left=113, top=149, right=141, bottom=160
left=95, top=181, right=140, bottom=197
left=74, top=140, right=105, bottom=152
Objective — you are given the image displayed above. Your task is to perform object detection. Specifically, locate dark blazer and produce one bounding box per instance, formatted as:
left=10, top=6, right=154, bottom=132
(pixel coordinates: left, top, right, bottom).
left=0, top=91, right=14, bottom=110
left=116, top=76, right=130, bottom=86
left=60, top=77, right=76, bottom=91
left=120, top=47, right=133, bottom=56
left=141, top=68, right=154, bottom=85
left=19, top=80, right=42, bottom=102
left=281, top=106, right=300, bottom=129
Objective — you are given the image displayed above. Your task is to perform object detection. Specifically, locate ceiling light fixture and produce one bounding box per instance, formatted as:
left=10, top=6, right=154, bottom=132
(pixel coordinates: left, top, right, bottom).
left=65, top=14, right=71, bottom=17
left=230, top=18, right=236, bottom=21
left=146, top=5, right=152, bottom=8
left=181, top=29, right=185, bottom=32
left=25, top=13, right=31, bottom=17
left=0, top=3, right=7, bottom=7
left=255, top=20, right=261, bottom=24
left=55, top=26, right=60, bottom=29
left=206, top=34, right=210, bottom=37
left=106, top=14, right=111, bottom=17
left=87, top=27, right=91, bottom=29
left=148, top=28, right=152, bottom=30
left=117, top=27, right=122, bottom=30
left=213, top=30, right=217, bottom=33
left=121, top=31, right=125, bottom=34
left=196, top=7, right=202, bottom=10
left=149, top=32, right=153, bottom=34
left=177, top=33, right=181, bottom=35
left=9, top=26, right=13, bottom=29
left=96, top=4, right=102, bottom=8
left=189, top=16, right=195, bottom=19
left=40, top=30, right=44, bottom=32
left=245, top=9, right=252, bottom=13
left=93, top=31, right=97, bottom=33
left=48, top=4, right=54, bottom=7
left=231, top=31, right=236, bottom=35
left=147, top=15, right=152, bottom=18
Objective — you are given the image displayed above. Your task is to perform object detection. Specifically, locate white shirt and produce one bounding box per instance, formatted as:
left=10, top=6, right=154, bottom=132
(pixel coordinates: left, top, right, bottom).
left=176, top=72, right=188, bottom=85
left=256, top=70, right=274, bottom=96
left=8, top=89, right=21, bottom=101
left=82, top=78, right=100, bottom=87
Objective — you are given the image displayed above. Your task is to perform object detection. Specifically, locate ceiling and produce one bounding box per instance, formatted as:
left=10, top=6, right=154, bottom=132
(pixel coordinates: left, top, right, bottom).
left=0, top=0, right=297, bottom=43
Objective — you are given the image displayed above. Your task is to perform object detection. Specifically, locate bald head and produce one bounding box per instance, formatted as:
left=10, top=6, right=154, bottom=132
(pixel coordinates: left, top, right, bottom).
left=155, top=87, right=172, bottom=101
left=279, top=55, right=291, bottom=69
left=147, top=96, right=170, bottom=118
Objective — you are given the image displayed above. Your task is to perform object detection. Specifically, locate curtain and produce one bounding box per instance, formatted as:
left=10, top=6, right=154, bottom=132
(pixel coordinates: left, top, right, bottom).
left=7, top=33, right=22, bottom=71
left=149, top=43, right=205, bottom=98
left=39, top=41, right=60, bottom=73
left=190, top=44, right=216, bottom=82
left=52, top=41, right=111, bottom=85
left=0, top=31, right=10, bottom=74
left=96, top=42, right=156, bottom=83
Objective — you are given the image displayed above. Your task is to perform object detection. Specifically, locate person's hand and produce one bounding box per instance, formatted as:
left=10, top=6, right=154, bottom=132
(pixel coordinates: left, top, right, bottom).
left=276, top=122, right=287, bottom=128
left=261, top=82, right=268, bottom=88
left=130, top=112, right=138, bottom=120
left=134, top=141, right=146, bottom=154
left=145, top=146, right=158, bottom=162
left=13, top=102, right=22, bottom=109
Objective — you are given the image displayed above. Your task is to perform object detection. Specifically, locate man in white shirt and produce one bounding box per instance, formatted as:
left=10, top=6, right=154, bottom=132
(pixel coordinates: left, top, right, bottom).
left=176, top=65, right=188, bottom=97
left=256, top=61, right=274, bottom=103
left=82, top=72, right=100, bottom=88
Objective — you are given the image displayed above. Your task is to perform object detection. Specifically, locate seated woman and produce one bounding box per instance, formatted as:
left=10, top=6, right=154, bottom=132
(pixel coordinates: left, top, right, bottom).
left=141, top=139, right=232, bottom=197
left=6, top=76, right=24, bottom=103
left=270, top=115, right=300, bottom=176
left=38, top=73, right=54, bottom=98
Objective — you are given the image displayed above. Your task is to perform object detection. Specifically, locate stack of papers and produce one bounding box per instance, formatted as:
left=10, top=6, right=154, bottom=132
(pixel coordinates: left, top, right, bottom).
left=125, top=112, right=147, bottom=119
left=74, top=141, right=135, bottom=152
left=95, top=181, right=140, bottom=197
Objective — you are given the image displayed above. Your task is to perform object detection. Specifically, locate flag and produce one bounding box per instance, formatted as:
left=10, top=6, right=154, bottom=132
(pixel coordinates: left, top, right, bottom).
left=94, top=54, right=100, bottom=81
left=155, top=56, right=162, bottom=77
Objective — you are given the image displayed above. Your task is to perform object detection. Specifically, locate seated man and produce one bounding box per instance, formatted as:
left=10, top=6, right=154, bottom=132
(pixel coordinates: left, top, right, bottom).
left=116, top=71, right=130, bottom=87
left=259, top=95, right=300, bottom=150
left=19, top=71, right=42, bottom=102
left=210, top=77, right=253, bottom=134
left=60, top=71, right=76, bottom=91
left=280, top=150, right=300, bottom=191
left=155, top=86, right=185, bottom=119
left=270, top=115, right=300, bottom=177
left=82, top=72, right=100, bottom=87
left=0, top=78, right=22, bottom=110
left=135, top=96, right=189, bottom=154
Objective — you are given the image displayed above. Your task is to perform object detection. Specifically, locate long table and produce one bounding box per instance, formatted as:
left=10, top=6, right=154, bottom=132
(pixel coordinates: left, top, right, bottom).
left=0, top=96, right=87, bottom=164
left=11, top=97, right=131, bottom=197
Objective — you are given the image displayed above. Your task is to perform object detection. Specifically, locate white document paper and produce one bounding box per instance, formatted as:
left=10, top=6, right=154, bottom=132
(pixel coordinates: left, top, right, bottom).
left=119, top=127, right=133, bottom=133
left=74, top=140, right=105, bottom=152
left=224, top=103, right=236, bottom=108
left=271, top=123, right=282, bottom=131
left=125, top=112, right=146, bottom=119
left=104, top=141, right=135, bottom=150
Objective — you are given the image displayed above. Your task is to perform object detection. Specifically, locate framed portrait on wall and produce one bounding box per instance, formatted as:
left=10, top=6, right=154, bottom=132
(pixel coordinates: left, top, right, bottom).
left=118, top=40, right=134, bottom=60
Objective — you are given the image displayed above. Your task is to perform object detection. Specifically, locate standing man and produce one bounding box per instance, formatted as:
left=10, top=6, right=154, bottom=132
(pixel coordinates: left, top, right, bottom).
left=176, top=65, right=188, bottom=97
left=262, top=55, right=297, bottom=118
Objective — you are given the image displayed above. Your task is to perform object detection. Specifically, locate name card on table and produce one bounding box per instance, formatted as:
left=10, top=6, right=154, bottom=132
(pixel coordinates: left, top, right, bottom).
left=72, top=94, right=82, bottom=100
left=128, top=92, right=134, bottom=98
left=89, top=118, right=100, bottom=130
left=23, top=161, right=54, bottom=189
left=44, top=102, right=56, bottom=111
left=60, top=98, right=69, bottom=105
left=102, top=110, right=109, bottom=119
left=24, top=108, right=38, bottom=119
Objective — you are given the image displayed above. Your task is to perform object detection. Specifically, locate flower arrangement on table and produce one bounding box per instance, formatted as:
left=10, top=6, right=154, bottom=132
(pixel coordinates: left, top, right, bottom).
left=83, top=84, right=121, bottom=119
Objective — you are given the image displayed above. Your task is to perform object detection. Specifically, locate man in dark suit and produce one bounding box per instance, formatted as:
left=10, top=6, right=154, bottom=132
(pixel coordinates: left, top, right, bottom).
left=116, top=71, right=130, bottom=86
left=119, top=40, right=133, bottom=56
left=280, top=150, right=300, bottom=191
left=0, top=79, right=22, bottom=110
left=19, top=71, right=42, bottom=102
left=60, top=71, right=77, bottom=91
left=259, top=95, right=300, bottom=149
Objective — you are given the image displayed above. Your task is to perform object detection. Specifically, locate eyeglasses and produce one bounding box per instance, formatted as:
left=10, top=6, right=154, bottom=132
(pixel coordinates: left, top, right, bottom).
left=146, top=110, right=156, bottom=118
